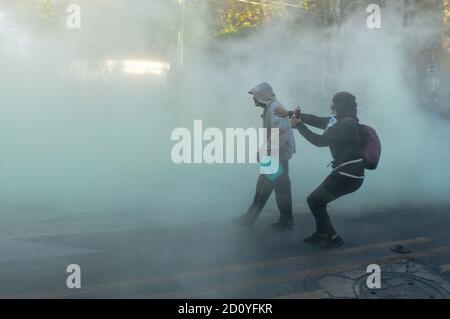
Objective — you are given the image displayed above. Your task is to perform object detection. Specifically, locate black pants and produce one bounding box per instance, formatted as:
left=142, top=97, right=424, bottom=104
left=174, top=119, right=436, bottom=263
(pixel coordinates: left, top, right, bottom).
left=307, top=172, right=363, bottom=237
left=245, top=161, right=293, bottom=224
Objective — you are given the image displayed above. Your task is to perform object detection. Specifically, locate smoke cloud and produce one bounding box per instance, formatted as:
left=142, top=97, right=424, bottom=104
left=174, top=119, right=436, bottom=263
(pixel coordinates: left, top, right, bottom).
left=0, top=0, right=449, bottom=237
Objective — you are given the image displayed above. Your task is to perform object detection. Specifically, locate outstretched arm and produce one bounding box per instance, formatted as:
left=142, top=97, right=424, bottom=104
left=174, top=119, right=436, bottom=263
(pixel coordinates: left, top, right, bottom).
left=300, top=114, right=331, bottom=130
left=296, top=123, right=331, bottom=147
left=294, top=118, right=358, bottom=148
left=274, top=106, right=330, bottom=130
left=290, top=115, right=332, bottom=147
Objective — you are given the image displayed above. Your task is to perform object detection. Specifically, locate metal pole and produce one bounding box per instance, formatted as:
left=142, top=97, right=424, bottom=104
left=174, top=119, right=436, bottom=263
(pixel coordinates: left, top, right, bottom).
left=178, top=0, right=185, bottom=69
left=444, top=0, right=450, bottom=52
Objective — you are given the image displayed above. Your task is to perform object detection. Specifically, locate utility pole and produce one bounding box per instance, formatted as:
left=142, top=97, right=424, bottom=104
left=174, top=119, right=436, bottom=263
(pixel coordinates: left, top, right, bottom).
left=178, top=0, right=186, bottom=69
left=444, top=0, right=450, bottom=52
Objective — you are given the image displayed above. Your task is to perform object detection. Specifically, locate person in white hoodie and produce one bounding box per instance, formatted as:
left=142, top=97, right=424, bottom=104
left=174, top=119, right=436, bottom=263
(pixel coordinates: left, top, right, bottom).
left=233, top=83, right=296, bottom=230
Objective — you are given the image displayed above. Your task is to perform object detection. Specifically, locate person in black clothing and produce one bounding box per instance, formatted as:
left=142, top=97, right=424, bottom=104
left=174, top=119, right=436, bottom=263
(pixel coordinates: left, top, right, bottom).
left=274, top=92, right=365, bottom=250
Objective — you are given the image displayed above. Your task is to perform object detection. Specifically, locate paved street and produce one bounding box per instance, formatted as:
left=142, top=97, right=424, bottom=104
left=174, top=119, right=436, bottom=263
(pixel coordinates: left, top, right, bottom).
left=1, top=205, right=450, bottom=299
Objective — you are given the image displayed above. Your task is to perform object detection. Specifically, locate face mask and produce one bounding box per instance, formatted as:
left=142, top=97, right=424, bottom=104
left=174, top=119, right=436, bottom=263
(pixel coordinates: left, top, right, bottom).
left=326, top=115, right=337, bottom=130
left=331, top=104, right=337, bottom=116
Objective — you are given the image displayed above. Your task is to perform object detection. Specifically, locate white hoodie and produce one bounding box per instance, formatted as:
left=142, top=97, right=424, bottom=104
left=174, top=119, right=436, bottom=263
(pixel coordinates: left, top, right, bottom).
left=249, top=83, right=296, bottom=162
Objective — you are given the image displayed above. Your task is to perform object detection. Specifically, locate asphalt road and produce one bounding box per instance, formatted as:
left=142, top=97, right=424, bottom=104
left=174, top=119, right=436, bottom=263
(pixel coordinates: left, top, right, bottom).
left=1, top=205, right=450, bottom=299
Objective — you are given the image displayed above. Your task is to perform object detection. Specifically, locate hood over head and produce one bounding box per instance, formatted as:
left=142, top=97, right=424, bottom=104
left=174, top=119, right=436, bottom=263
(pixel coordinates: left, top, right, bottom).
left=249, top=82, right=276, bottom=105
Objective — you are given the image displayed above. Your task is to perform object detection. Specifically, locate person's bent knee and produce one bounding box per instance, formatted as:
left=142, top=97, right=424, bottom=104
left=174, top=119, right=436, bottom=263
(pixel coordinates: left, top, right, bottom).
left=307, top=193, right=320, bottom=207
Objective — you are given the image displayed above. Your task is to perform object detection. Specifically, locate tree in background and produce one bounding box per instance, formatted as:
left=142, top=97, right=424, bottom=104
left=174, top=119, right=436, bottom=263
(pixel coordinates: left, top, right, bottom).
left=210, top=0, right=447, bottom=36
left=300, top=0, right=391, bottom=26
left=210, top=0, right=285, bottom=38
left=208, top=0, right=391, bottom=38
left=5, top=0, right=448, bottom=55
left=7, top=1, right=447, bottom=40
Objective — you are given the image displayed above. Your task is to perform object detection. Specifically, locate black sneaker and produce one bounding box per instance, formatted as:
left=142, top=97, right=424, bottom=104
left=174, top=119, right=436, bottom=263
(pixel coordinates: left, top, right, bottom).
left=303, top=233, right=327, bottom=246
left=320, top=235, right=344, bottom=251
left=271, top=220, right=294, bottom=231
left=231, top=215, right=253, bottom=227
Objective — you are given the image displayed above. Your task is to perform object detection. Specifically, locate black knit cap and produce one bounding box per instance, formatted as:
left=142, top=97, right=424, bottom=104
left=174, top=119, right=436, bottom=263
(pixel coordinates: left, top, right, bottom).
left=332, top=92, right=357, bottom=108
left=332, top=92, right=358, bottom=120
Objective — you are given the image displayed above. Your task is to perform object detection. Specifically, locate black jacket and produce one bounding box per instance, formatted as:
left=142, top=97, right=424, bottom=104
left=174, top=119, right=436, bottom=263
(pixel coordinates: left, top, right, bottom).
left=297, top=113, right=364, bottom=176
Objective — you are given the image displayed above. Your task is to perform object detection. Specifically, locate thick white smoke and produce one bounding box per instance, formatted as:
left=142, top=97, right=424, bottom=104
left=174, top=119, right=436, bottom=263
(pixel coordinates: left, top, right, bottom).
left=0, top=1, right=448, bottom=237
